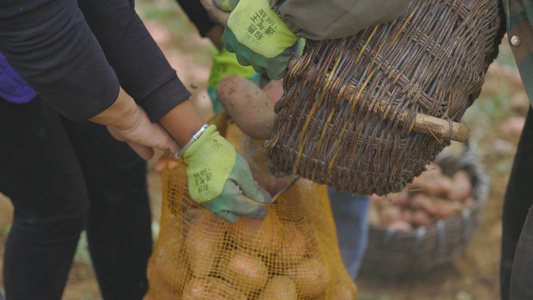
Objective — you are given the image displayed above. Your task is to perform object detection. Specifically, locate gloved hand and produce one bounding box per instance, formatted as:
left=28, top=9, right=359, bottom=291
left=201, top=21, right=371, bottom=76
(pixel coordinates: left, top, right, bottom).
left=216, top=0, right=299, bottom=80
left=183, top=124, right=272, bottom=223
left=212, top=0, right=239, bottom=11
left=208, top=46, right=261, bottom=115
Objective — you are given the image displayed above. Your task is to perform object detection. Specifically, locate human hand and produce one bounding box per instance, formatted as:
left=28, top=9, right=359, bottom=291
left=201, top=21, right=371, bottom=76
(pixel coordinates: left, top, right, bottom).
left=207, top=46, right=260, bottom=115
left=183, top=124, right=272, bottom=223
left=155, top=154, right=181, bottom=172
left=106, top=109, right=178, bottom=160
left=222, top=0, right=299, bottom=80
left=90, top=88, right=179, bottom=160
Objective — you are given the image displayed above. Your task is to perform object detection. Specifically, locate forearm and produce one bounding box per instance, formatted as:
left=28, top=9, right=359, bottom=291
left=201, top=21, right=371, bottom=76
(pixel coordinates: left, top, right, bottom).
left=78, top=0, right=191, bottom=122
left=158, top=99, right=207, bottom=147
left=0, top=0, right=119, bottom=121
left=89, top=87, right=137, bottom=128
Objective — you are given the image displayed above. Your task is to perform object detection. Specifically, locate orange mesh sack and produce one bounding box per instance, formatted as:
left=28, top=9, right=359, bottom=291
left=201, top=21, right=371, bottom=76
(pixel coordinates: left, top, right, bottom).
left=144, top=126, right=356, bottom=300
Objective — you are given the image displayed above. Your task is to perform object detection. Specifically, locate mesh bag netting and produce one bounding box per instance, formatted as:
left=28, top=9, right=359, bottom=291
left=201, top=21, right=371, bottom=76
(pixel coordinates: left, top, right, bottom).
left=144, top=124, right=356, bottom=300
left=264, top=0, right=504, bottom=196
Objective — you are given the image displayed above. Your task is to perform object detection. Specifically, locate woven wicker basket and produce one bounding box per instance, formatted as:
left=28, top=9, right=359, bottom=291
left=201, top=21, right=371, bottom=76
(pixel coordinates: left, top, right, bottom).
left=264, top=0, right=504, bottom=195
left=359, top=147, right=490, bottom=277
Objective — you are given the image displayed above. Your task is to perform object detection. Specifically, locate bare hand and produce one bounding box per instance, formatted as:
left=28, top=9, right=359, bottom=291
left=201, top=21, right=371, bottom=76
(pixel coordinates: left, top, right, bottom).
left=106, top=107, right=179, bottom=160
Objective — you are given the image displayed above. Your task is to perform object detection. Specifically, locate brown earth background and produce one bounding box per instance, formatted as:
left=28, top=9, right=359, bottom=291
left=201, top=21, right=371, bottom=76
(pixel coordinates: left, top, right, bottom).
left=0, top=1, right=528, bottom=299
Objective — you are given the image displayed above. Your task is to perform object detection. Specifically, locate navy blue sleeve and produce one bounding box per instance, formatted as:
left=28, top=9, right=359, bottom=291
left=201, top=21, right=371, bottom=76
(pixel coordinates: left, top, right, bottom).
left=0, top=0, right=119, bottom=121
left=0, top=0, right=191, bottom=122
left=175, top=0, right=218, bottom=37
left=78, top=0, right=191, bottom=122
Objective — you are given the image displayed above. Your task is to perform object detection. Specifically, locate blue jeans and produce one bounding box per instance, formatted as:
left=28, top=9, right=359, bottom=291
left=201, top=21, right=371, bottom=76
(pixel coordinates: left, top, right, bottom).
left=329, top=188, right=370, bottom=279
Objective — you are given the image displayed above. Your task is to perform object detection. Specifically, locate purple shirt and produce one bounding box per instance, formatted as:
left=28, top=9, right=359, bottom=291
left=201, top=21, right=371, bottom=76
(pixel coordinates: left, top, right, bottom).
left=0, top=52, right=36, bottom=104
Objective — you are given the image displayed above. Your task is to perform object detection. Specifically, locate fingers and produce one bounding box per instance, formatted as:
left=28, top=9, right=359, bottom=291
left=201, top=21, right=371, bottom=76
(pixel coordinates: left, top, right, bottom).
left=215, top=211, right=240, bottom=224
left=107, top=115, right=180, bottom=158
left=231, top=194, right=268, bottom=219
left=233, top=153, right=273, bottom=204
left=155, top=155, right=181, bottom=172
left=202, top=180, right=270, bottom=223
left=126, top=141, right=154, bottom=160
left=205, top=195, right=268, bottom=223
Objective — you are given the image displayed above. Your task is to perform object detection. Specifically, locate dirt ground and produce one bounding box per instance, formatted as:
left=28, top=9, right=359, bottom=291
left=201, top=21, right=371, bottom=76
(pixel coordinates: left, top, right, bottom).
left=0, top=2, right=528, bottom=299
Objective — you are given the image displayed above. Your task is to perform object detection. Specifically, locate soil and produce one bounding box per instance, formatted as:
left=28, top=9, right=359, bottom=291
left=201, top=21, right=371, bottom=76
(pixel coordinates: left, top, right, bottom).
left=0, top=2, right=527, bottom=299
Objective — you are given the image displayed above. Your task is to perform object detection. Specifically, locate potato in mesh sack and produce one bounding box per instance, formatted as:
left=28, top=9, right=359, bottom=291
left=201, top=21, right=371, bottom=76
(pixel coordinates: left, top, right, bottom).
left=144, top=125, right=356, bottom=300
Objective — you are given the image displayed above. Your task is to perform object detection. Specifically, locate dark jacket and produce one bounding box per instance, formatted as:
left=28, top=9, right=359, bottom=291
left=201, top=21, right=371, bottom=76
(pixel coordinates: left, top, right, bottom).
left=0, top=0, right=190, bottom=122
left=503, top=0, right=533, bottom=105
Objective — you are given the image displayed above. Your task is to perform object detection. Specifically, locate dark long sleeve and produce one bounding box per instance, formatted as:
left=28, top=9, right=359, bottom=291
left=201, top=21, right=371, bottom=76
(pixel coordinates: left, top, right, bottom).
left=175, top=0, right=218, bottom=37
left=0, top=0, right=120, bottom=121
left=78, top=0, right=191, bottom=122
left=0, top=0, right=191, bottom=122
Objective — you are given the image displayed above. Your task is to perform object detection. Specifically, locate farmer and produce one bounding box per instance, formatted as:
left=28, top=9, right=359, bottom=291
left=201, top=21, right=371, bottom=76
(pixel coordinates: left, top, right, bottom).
left=0, top=0, right=269, bottom=299
left=217, top=0, right=533, bottom=297
left=500, top=1, right=533, bottom=299
left=176, top=0, right=409, bottom=279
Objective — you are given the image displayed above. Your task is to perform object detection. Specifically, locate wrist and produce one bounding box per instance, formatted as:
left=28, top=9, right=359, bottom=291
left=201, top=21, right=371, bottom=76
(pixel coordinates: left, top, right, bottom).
left=175, top=124, right=210, bottom=158
left=182, top=124, right=219, bottom=160
left=89, top=87, right=140, bottom=128
left=158, top=99, right=208, bottom=146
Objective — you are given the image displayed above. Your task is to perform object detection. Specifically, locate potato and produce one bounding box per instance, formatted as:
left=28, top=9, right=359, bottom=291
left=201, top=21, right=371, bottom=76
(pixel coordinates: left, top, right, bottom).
left=325, top=279, right=356, bottom=300
left=388, top=220, right=413, bottom=231
left=409, top=193, right=432, bottom=210
left=217, top=75, right=277, bottom=139
left=182, top=277, right=246, bottom=300
left=379, top=205, right=401, bottom=226
left=185, top=210, right=225, bottom=278
left=434, top=198, right=460, bottom=219
left=400, top=209, right=414, bottom=223
left=278, top=224, right=309, bottom=266
left=433, top=175, right=453, bottom=198
left=464, top=197, right=476, bottom=209
left=408, top=164, right=443, bottom=195
left=152, top=224, right=190, bottom=292
left=230, top=213, right=283, bottom=255
left=261, top=79, right=284, bottom=104
left=412, top=209, right=432, bottom=227
left=390, top=191, right=409, bottom=207
left=227, top=249, right=269, bottom=294
left=258, top=276, right=298, bottom=300
left=144, top=264, right=177, bottom=300
left=448, top=170, right=473, bottom=202
left=285, top=257, right=331, bottom=298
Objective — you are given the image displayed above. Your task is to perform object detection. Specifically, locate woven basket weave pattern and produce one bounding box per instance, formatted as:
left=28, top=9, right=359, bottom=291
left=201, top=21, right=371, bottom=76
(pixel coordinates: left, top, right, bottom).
left=360, top=149, right=490, bottom=277
left=265, top=0, right=502, bottom=195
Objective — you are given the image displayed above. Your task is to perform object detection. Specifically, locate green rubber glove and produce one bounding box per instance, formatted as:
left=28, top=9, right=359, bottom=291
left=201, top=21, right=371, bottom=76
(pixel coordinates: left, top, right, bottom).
left=208, top=46, right=261, bottom=115
left=223, top=0, right=299, bottom=80
left=212, top=0, right=239, bottom=11
left=183, top=124, right=272, bottom=223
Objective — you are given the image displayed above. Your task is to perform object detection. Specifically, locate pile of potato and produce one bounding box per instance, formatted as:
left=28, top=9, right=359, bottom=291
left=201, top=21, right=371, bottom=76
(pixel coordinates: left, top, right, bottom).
left=148, top=208, right=345, bottom=300
left=368, top=162, right=475, bottom=231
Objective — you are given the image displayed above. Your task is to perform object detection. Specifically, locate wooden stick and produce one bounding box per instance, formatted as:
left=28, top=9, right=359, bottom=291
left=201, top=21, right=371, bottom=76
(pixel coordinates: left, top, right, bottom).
left=200, top=0, right=470, bottom=143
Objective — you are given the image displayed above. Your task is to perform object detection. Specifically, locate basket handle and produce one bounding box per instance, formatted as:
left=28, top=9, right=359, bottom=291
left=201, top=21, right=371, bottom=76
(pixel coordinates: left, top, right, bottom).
left=199, top=0, right=470, bottom=143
